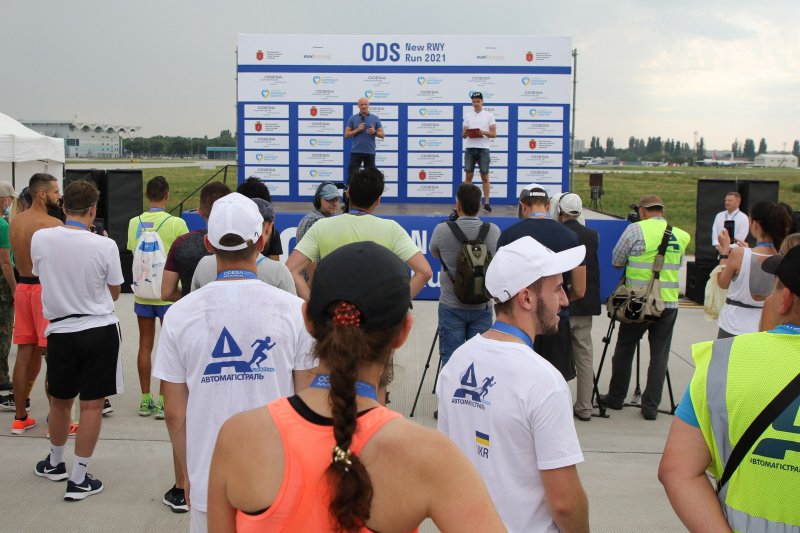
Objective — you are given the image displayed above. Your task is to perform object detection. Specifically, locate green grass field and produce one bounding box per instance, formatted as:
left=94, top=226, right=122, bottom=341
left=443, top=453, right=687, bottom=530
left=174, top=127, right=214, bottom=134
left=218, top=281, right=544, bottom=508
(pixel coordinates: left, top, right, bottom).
left=138, top=163, right=800, bottom=255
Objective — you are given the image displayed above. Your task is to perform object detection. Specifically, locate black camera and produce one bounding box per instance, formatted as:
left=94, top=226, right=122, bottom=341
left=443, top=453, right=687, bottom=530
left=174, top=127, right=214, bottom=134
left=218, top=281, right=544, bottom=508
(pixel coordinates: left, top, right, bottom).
left=627, top=204, right=641, bottom=223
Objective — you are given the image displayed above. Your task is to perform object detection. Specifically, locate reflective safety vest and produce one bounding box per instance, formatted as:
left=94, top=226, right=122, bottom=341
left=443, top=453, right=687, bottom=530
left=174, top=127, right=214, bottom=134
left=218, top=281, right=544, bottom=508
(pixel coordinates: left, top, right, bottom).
left=625, top=218, right=689, bottom=303
left=690, top=333, right=800, bottom=531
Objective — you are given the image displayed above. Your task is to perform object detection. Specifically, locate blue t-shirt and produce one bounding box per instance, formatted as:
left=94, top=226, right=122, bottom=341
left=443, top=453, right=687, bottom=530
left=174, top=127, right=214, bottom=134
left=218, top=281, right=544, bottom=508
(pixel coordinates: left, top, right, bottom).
left=497, top=218, right=582, bottom=255
left=347, top=113, right=382, bottom=154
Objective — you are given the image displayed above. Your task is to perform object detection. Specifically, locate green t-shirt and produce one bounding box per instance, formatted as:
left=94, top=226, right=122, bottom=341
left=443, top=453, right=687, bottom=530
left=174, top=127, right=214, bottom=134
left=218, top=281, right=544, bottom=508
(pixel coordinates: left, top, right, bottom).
left=295, top=213, right=419, bottom=262
left=127, top=211, right=189, bottom=305
left=0, top=218, right=9, bottom=250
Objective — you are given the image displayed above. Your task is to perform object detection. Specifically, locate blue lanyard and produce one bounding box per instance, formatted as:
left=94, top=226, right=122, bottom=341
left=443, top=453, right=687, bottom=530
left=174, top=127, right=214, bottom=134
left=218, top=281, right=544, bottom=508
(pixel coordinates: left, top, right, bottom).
left=65, top=220, right=88, bottom=230
left=770, top=324, right=800, bottom=335
left=348, top=208, right=369, bottom=216
left=756, top=242, right=774, bottom=248
left=215, top=269, right=257, bottom=280
left=309, top=374, right=378, bottom=401
left=149, top=207, right=164, bottom=212
left=530, top=212, right=550, bottom=218
left=489, top=321, right=534, bottom=350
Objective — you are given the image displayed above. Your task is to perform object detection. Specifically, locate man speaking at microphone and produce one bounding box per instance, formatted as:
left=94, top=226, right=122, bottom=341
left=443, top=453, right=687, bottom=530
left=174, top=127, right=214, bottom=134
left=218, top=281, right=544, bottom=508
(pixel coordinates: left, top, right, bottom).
left=344, top=97, right=384, bottom=181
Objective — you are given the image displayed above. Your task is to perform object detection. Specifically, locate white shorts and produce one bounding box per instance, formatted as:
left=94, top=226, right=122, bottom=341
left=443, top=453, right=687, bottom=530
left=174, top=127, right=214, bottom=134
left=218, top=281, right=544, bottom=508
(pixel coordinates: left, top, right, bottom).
left=190, top=508, right=207, bottom=533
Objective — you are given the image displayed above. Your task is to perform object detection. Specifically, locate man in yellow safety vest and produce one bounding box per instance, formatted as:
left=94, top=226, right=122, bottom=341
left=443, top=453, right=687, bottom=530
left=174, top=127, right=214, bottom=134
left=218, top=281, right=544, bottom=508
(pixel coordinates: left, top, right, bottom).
left=598, top=195, right=690, bottom=420
left=659, top=246, right=800, bottom=531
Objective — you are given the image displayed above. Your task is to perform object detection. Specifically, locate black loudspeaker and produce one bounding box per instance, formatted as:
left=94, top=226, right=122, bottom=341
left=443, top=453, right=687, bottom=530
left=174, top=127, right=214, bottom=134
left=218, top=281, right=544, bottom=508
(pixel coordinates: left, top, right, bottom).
left=105, top=170, right=144, bottom=250
left=737, top=180, right=780, bottom=214
left=589, top=173, right=603, bottom=187
left=695, top=179, right=736, bottom=264
left=64, top=169, right=109, bottom=221
left=118, top=250, right=134, bottom=294
left=685, top=261, right=715, bottom=305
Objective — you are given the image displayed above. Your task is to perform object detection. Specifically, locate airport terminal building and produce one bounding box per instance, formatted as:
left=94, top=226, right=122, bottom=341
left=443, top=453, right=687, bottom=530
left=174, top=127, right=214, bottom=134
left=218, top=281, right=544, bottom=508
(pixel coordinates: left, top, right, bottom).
left=21, top=120, right=137, bottom=158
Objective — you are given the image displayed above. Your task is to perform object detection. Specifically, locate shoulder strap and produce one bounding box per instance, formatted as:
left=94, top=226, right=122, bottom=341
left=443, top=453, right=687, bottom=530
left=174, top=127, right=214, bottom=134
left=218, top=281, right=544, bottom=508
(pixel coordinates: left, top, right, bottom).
left=446, top=221, right=469, bottom=243
left=476, top=222, right=490, bottom=242
left=717, top=370, right=800, bottom=493
left=652, top=225, right=673, bottom=278
left=154, top=214, right=172, bottom=233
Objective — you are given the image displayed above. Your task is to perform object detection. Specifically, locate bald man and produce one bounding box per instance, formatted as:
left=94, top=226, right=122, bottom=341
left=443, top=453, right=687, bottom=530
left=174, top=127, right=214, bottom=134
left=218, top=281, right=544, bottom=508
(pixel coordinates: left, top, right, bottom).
left=344, top=97, right=384, bottom=181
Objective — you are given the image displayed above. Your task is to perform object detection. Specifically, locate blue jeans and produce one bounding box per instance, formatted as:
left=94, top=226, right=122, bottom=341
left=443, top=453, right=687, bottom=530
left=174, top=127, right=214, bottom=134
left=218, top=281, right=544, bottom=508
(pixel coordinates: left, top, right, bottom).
left=438, top=304, right=492, bottom=368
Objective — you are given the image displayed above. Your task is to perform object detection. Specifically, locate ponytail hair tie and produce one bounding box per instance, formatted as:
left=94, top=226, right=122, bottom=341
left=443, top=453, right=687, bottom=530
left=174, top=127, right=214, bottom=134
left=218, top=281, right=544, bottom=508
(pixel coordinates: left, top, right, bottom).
left=332, top=445, right=353, bottom=472
left=332, top=302, right=362, bottom=328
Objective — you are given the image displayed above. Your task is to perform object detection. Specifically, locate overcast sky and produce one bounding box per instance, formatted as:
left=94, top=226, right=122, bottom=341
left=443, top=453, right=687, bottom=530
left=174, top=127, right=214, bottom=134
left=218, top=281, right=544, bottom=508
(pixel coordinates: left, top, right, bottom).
left=2, top=0, right=798, bottom=151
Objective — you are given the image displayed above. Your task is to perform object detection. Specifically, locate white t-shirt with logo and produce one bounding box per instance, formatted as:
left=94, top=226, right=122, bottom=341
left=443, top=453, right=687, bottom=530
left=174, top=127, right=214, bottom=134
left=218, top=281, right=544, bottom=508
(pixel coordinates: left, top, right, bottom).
left=31, top=226, right=124, bottom=335
left=152, top=279, right=316, bottom=512
left=436, top=334, right=584, bottom=533
left=463, top=109, right=496, bottom=150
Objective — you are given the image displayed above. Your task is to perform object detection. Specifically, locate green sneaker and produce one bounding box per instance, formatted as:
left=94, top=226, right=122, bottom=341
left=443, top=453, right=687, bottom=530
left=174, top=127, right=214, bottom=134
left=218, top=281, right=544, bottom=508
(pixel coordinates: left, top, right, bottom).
left=154, top=397, right=165, bottom=420
left=139, top=396, right=155, bottom=417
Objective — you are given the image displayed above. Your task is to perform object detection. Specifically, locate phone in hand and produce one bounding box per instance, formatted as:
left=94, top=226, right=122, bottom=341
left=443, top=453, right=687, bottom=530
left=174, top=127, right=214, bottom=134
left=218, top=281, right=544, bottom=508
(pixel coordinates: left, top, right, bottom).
left=723, top=220, right=735, bottom=240
left=92, top=218, right=105, bottom=235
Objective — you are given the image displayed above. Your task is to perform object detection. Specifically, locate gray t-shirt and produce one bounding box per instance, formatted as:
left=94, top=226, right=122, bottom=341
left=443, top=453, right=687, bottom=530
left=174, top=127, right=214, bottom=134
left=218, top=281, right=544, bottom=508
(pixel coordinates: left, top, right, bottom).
left=430, top=216, right=500, bottom=310
left=191, top=255, right=296, bottom=296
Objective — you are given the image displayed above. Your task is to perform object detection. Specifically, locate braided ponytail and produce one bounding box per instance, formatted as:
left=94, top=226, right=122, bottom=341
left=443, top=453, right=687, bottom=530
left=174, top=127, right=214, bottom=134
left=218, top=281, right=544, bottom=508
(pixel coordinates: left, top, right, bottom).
left=312, top=301, right=403, bottom=532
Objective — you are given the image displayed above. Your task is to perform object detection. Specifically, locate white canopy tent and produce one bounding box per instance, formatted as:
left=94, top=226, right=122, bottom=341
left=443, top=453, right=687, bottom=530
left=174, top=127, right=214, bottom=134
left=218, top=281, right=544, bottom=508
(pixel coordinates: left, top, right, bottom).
left=0, top=112, right=65, bottom=191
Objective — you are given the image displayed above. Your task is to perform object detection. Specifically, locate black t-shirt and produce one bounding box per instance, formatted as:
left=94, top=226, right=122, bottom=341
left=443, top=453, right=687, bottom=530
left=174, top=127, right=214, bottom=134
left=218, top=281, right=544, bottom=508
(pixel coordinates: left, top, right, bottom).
left=164, top=229, right=210, bottom=298
left=563, top=219, right=601, bottom=316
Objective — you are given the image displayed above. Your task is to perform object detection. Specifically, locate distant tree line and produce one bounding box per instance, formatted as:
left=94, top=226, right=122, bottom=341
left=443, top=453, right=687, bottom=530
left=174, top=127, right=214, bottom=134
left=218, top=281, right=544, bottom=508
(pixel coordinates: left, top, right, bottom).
left=578, top=135, right=798, bottom=163
left=121, top=130, right=236, bottom=158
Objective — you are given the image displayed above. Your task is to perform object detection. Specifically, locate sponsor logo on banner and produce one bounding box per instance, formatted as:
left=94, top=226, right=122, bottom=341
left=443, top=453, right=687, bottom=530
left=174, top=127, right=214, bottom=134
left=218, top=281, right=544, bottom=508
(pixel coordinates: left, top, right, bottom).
left=364, top=89, right=374, bottom=98
left=255, top=153, right=264, bottom=161
left=309, top=138, right=317, bottom=147
left=530, top=108, right=538, bottom=117
left=312, top=76, right=321, bottom=85
left=529, top=139, right=537, bottom=149
left=526, top=50, right=534, bottom=62
left=310, top=106, right=318, bottom=117
left=309, top=169, right=317, bottom=177
left=451, top=363, right=496, bottom=410
left=419, top=169, right=427, bottom=180
left=417, top=76, right=426, bottom=85
left=254, top=121, right=263, bottom=132
left=261, top=89, right=270, bottom=99
left=418, top=139, right=427, bottom=148
left=522, top=77, right=531, bottom=86
left=256, top=49, right=264, bottom=61
left=418, top=108, right=427, bottom=116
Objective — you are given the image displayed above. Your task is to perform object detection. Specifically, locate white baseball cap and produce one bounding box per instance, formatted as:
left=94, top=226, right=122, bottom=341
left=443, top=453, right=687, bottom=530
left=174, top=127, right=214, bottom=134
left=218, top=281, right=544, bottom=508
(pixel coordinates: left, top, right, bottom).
left=557, top=192, right=583, bottom=216
left=486, top=236, right=585, bottom=303
left=207, top=192, right=263, bottom=251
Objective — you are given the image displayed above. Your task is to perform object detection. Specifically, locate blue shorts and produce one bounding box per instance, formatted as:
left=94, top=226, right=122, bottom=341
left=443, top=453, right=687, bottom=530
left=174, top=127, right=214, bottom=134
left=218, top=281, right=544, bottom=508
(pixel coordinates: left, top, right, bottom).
left=134, top=303, right=170, bottom=319
left=464, top=148, right=490, bottom=175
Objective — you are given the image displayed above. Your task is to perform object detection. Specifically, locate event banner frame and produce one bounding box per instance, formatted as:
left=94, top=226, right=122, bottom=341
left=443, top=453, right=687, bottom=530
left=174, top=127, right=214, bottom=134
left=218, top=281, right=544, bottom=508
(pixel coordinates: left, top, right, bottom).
left=236, top=35, right=572, bottom=204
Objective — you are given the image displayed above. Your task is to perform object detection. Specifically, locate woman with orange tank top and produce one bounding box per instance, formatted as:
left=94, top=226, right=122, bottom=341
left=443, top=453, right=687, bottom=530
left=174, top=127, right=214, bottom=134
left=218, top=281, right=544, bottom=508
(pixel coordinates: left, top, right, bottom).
left=208, top=241, right=505, bottom=533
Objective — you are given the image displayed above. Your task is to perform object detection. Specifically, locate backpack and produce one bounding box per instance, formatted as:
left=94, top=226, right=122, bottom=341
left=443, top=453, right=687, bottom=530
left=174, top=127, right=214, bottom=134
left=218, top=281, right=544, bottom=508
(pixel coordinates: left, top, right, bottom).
left=131, top=215, right=172, bottom=300
left=441, top=222, right=493, bottom=304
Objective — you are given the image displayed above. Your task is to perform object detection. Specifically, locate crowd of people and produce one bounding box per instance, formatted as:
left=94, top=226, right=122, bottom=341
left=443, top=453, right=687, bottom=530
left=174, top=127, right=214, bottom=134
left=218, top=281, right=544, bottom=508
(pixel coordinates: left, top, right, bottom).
left=2, top=168, right=798, bottom=532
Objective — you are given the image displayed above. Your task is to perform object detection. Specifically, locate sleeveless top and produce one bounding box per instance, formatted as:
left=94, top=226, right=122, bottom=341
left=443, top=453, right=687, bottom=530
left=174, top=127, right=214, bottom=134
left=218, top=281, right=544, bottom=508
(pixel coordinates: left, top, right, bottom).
left=236, top=397, right=418, bottom=533
left=718, top=249, right=775, bottom=335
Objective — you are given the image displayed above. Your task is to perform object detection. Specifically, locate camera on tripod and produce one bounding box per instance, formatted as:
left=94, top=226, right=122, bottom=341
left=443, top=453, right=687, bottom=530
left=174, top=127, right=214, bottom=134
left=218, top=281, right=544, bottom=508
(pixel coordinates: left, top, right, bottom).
left=627, top=204, right=641, bottom=223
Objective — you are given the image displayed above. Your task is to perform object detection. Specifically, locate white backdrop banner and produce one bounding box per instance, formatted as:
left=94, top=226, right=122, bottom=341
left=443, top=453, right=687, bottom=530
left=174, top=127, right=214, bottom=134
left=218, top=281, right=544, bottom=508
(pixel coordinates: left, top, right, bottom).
left=237, top=34, right=571, bottom=203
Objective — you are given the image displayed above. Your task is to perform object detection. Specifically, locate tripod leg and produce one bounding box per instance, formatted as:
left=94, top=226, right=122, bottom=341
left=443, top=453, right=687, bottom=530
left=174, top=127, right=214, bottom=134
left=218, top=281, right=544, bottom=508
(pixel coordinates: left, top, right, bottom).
left=432, top=350, right=443, bottom=393
left=592, top=318, right=616, bottom=418
left=628, top=340, right=642, bottom=407
left=665, top=368, right=677, bottom=415
left=410, top=329, right=438, bottom=418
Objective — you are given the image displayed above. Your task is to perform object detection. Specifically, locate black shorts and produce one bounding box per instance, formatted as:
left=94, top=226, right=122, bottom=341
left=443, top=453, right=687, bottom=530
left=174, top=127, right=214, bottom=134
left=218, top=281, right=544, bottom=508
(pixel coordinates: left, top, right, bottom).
left=47, top=323, right=122, bottom=401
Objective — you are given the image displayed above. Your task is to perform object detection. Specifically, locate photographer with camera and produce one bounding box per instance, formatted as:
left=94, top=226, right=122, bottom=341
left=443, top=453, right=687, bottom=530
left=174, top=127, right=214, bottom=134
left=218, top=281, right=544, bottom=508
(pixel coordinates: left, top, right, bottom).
left=599, top=195, right=690, bottom=420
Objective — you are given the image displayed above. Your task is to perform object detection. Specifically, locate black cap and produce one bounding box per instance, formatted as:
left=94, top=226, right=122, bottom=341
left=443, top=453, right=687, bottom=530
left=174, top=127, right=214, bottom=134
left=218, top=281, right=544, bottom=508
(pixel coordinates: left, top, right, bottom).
left=308, top=241, right=411, bottom=331
left=470, top=91, right=483, bottom=100
left=761, top=246, right=800, bottom=297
